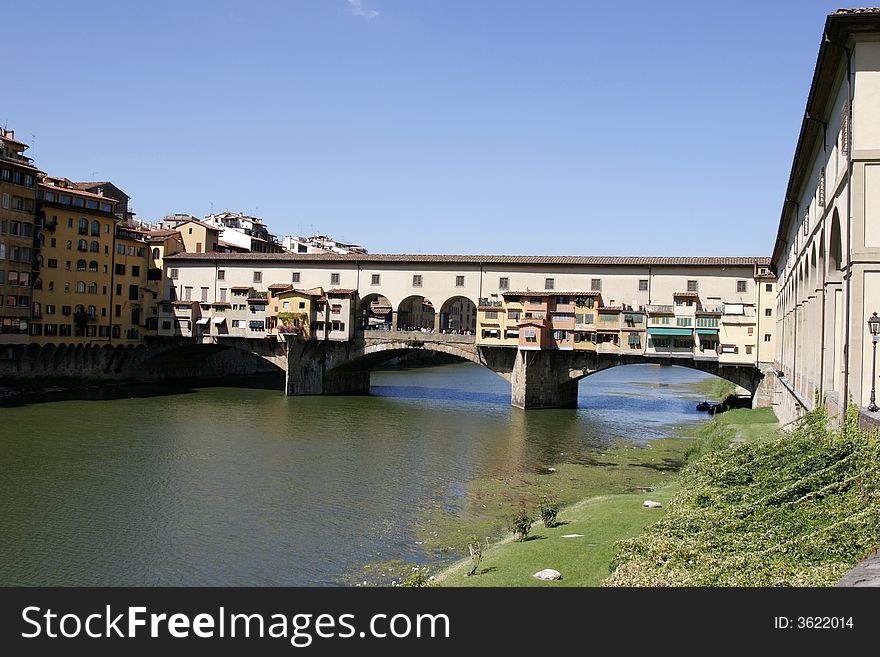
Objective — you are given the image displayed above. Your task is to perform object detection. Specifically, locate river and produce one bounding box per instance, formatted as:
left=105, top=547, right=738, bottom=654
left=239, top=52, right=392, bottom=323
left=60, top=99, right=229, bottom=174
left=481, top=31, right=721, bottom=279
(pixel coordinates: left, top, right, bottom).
left=0, top=362, right=718, bottom=586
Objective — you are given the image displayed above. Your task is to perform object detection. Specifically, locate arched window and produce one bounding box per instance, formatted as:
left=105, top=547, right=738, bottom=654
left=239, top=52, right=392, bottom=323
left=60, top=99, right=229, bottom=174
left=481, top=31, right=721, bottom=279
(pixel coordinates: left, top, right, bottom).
left=90, top=240, right=99, bottom=252
left=77, top=239, right=87, bottom=251
left=75, top=281, right=86, bottom=293
left=112, top=325, right=121, bottom=339
left=78, top=218, right=88, bottom=234
left=87, top=305, right=96, bottom=317
left=88, top=260, right=98, bottom=272
left=77, top=259, right=87, bottom=271
left=74, top=304, right=85, bottom=315
left=151, top=248, right=160, bottom=259
left=91, top=220, right=100, bottom=236
left=33, top=301, right=41, bottom=317
left=87, top=282, right=97, bottom=294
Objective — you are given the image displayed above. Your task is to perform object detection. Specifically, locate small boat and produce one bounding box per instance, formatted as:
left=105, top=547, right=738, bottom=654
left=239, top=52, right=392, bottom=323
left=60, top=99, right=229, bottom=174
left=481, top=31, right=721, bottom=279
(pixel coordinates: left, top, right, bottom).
left=696, top=400, right=712, bottom=412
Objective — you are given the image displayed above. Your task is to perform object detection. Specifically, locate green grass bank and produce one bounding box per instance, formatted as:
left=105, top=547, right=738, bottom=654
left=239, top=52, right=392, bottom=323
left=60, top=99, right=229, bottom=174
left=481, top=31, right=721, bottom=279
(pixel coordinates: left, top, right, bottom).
left=438, top=407, right=779, bottom=587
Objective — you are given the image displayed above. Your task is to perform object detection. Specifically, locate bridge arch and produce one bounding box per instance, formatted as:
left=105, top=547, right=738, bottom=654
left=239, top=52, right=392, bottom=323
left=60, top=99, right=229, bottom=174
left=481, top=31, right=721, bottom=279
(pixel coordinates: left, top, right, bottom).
left=438, top=295, right=477, bottom=334
left=356, top=293, right=392, bottom=330
left=396, top=294, right=437, bottom=331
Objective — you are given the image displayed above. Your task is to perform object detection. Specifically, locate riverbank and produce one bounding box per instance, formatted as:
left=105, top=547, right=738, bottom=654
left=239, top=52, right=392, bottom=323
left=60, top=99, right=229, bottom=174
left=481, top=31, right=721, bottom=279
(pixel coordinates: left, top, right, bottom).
left=435, top=407, right=778, bottom=586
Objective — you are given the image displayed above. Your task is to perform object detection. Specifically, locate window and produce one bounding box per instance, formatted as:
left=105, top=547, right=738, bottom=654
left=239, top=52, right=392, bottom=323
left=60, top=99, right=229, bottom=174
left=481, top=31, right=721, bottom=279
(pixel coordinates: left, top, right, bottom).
left=765, top=308, right=772, bottom=316
left=88, top=282, right=98, bottom=294
left=652, top=337, right=670, bottom=348
left=544, top=278, right=555, bottom=290
left=638, top=279, right=648, bottom=292
left=412, top=275, right=422, bottom=287
left=89, top=261, right=98, bottom=272
left=75, top=281, right=86, bottom=293
left=331, top=273, right=340, bottom=285
left=91, top=220, right=100, bottom=236
left=77, top=259, right=87, bottom=271
left=46, top=304, right=55, bottom=315
left=152, top=248, right=160, bottom=259
left=455, top=275, right=465, bottom=287
left=371, top=274, right=381, bottom=285
left=131, top=265, right=140, bottom=277
left=77, top=239, right=87, bottom=251
left=498, top=277, right=509, bottom=291
left=765, top=283, right=772, bottom=292
left=1, top=193, right=7, bottom=209
left=195, top=242, right=202, bottom=253
left=200, top=287, right=208, bottom=302
left=253, top=271, right=262, bottom=284
left=508, top=310, right=520, bottom=320
left=184, top=286, right=192, bottom=301
left=736, top=280, right=747, bottom=293
left=485, top=310, right=498, bottom=319
left=591, top=278, right=601, bottom=291
left=219, top=288, right=227, bottom=302
left=115, top=264, right=125, bottom=275
left=169, top=268, right=178, bottom=279
left=292, top=272, right=300, bottom=283
left=746, top=345, right=753, bottom=355
left=764, top=334, right=771, bottom=342
left=747, top=326, right=754, bottom=336
left=687, top=280, right=698, bottom=292
left=78, top=218, right=88, bottom=234
left=116, top=284, right=122, bottom=296
left=673, top=338, right=692, bottom=349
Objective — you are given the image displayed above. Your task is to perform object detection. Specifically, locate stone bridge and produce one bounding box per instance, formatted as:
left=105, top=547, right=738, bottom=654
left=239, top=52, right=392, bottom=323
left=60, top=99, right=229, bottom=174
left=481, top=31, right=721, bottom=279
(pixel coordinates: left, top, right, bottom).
left=285, top=330, right=775, bottom=409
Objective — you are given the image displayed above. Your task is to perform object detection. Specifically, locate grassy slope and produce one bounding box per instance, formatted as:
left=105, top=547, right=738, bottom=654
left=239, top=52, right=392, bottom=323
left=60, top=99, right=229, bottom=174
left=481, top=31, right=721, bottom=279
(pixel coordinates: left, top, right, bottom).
left=439, top=407, right=779, bottom=587
left=605, top=405, right=880, bottom=586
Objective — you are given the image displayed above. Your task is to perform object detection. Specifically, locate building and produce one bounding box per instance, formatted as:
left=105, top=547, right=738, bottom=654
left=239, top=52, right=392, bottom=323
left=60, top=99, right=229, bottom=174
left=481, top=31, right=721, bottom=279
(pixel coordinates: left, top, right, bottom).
left=771, top=9, right=880, bottom=423
left=73, top=182, right=131, bottom=224
left=31, top=176, right=119, bottom=343
left=281, top=234, right=367, bottom=255
left=0, top=129, right=39, bottom=344
left=203, top=211, right=284, bottom=253
left=164, top=253, right=775, bottom=365
left=157, top=215, right=221, bottom=253
left=112, top=225, right=150, bottom=342
left=144, top=229, right=184, bottom=334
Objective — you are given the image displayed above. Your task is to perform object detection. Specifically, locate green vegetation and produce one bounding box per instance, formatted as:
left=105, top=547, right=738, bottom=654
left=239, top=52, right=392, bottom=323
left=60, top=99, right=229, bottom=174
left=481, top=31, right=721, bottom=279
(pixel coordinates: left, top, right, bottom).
left=690, top=377, right=737, bottom=402
left=605, top=405, right=880, bottom=586
left=439, top=406, right=782, bottom=587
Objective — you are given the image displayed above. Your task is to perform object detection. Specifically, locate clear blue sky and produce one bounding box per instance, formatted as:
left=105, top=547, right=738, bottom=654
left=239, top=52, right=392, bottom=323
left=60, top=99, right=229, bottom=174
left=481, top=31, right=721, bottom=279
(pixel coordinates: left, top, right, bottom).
left=3, top=0, right=847, bottom=255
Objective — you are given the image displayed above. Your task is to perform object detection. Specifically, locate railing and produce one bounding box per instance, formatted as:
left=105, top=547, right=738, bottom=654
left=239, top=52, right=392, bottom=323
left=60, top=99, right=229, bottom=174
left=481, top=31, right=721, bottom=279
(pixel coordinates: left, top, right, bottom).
left=361, top=328, right=476, bottom=344
left=646, top=304, right=673, bottom=314
left=478, top=298, right=502, bottom=307
left=698, top=305, right=723, bottom=314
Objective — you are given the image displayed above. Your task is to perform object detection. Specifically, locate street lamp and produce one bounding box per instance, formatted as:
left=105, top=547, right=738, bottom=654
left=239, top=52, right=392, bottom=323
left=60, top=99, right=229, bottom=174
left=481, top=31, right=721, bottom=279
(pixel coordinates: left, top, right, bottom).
left=868, top=312, right=880, bottom=412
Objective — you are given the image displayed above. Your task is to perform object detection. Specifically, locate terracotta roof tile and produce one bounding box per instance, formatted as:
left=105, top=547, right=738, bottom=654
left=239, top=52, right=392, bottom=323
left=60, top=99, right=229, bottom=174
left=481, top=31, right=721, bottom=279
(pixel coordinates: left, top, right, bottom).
left=165, top=253, right=771, bottom=266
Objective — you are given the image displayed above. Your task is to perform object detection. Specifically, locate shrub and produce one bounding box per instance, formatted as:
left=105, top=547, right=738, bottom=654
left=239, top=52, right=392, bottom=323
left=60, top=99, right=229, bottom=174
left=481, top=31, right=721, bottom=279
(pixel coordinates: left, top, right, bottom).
left=539, top=495, right=559, bottom=528
left=510, top=508, right=533, bottom=542
left=466, top=536, right=483, bottom=576
left=395, top=566, right=434, bottom=587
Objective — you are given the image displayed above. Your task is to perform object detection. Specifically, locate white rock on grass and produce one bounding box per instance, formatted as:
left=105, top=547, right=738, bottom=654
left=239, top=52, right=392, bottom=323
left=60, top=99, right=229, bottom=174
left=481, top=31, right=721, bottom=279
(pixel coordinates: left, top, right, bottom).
left=560, top=534, right=584, bottom=538
left=532, top=568, right=562, bottom=581
left=643, top=500, right=662, bottom=508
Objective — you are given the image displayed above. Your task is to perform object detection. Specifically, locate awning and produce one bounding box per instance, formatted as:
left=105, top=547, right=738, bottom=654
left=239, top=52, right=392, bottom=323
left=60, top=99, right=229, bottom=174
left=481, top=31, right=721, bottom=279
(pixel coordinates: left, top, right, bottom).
left=483, top=329, right=499, bottom=335
left=212, top=317, right=226, bottom=325
left=696, top=328, right=719, bottom=335
left=195, top=317, right=211, bottom=326
left=647, top=327, right=692, bottom=336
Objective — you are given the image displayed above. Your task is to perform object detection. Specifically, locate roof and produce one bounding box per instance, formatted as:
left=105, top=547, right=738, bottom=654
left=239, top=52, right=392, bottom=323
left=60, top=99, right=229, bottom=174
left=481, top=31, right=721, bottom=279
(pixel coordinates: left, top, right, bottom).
left=146, top=229, right=180, bottom=238
left=326, top=288, right=357, bottom=295
left=672, top=291, right=700, bottom=297
left=268, top=283, right=292, bottom=290
left=175, top=219, right=221, bottom=232
left=598, top=306, right=623, bottom=311
left=230, top=286, right=251, bottom=290
left=772, top=9, right=880, bottom=267
left=38, top=181, right=118, bottom=203
left=504, top=290, right=601, bottom=297
left=164, top=252, right=771, bottom=266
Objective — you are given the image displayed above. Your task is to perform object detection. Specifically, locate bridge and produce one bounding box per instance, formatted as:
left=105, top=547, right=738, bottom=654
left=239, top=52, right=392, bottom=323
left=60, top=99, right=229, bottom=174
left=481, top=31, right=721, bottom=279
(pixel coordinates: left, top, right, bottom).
left=283, top=329, right=775, bottom=409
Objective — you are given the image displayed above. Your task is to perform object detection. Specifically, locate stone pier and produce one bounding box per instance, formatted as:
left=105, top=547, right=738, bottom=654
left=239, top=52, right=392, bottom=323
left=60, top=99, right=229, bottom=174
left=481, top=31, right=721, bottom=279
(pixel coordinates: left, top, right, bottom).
left=510, top=350, right=578, bottom=409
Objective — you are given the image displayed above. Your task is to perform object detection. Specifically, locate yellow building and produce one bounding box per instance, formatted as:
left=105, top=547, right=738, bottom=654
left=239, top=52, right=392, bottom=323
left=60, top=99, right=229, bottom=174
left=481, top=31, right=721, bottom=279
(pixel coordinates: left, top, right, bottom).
left=144, top=230, right=184, bottom=335
left=31, top=176, right=118, bottom=343
left=0, top=129, right=39, bottom=344
left=112, top=225, right=149, bottom=341
left=266, top=286, right=322, bottom=340
left=174, top=219, right=220, bottom=254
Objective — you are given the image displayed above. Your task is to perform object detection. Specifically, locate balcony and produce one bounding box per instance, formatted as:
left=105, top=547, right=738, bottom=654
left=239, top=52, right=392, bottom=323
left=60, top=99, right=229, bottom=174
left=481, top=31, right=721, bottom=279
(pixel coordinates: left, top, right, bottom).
left=646, top=304, right=673, bottom=314
left=478, top=298, right=502, bottom=308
